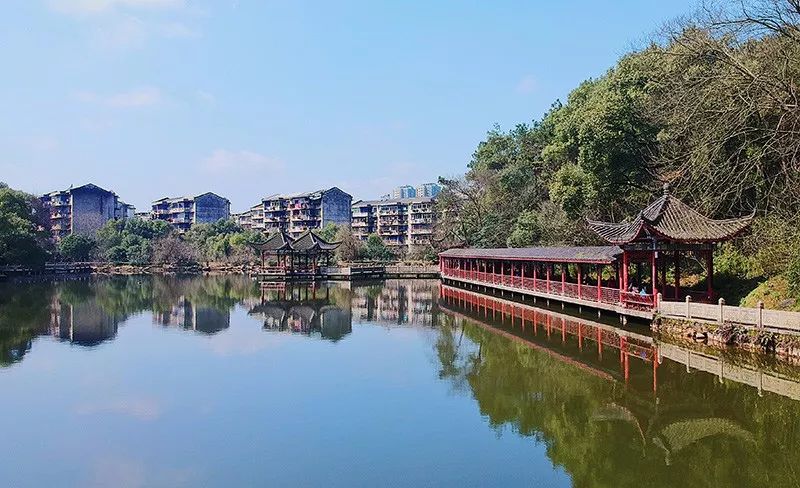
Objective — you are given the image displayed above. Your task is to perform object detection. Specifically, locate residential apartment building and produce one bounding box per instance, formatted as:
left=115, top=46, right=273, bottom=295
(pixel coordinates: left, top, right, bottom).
left=151, top=192, right=230, bottom=232
left=41, top=183, right=133, bottom=240
left=391, top=185, right=417, bottom=199
left=351, top=196, right=435, bottom=249
left=241, top=187, right=352, bottom=237
left=416, top=182, right=441, bottom=198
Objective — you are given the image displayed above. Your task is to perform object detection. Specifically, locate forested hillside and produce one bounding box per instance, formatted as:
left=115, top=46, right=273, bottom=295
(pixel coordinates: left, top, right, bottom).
left=435, top=0, right=800, bottom=306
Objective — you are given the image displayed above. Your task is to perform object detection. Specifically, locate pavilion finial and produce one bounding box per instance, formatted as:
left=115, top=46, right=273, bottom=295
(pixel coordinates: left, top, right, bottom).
left=662, top=182, right=670, bottom=195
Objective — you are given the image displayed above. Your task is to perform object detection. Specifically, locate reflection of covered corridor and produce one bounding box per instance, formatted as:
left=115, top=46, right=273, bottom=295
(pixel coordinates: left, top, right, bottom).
left=439, top=283, right=800, bottom=402
left=439, top=284, right=657, bottom=387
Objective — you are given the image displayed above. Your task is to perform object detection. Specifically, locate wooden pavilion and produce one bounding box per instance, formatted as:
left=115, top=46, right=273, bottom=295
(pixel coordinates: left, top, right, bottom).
left=587, top=184, right=754, bottom=303
left=251, top=229, right=340, bottom=276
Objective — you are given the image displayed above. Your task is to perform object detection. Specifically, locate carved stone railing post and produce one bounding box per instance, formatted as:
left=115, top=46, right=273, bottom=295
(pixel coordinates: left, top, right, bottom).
left=685, top=295, right=692, bottom=319
left=718, top=297, right=725, bottom=324
left=757, top=301, right=764, bottom=329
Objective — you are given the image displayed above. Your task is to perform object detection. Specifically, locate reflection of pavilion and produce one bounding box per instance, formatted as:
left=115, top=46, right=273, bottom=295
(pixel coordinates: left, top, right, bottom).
left=153, top=297, right=231, bottom=335
left=248, top=285, right=352, bottom=342
left=352, top=280, right=439, bottom=326
left=49, top=299, right=118, bottom=346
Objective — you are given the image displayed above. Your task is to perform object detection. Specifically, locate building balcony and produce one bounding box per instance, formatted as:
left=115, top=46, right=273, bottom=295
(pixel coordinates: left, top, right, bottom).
left=352, top=211, right=370, bottom=218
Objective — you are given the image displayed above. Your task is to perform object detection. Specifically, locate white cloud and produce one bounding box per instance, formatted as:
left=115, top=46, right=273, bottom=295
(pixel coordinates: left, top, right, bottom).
left=49, top=0, right=197, bottom=49
left=195, top=89, right=216, bottom=104
left=93, top=14, right=148, bottom=47
left=515, top=75, right=537, bottom=95
left=75, top=86, right=163, bottom=108
left=202, top=149, right=285, bottom=173
left=49, top=0, right=186, bottom=15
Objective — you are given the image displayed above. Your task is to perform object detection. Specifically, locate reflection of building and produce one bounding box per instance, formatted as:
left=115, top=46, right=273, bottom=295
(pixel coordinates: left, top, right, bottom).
left=248, top=285, right=353, bottom=341
left=352, top=280, right=438, bottom=326
left=48, top=299, right=119, bottom=346
left=153, top=297, right=231, bottom=334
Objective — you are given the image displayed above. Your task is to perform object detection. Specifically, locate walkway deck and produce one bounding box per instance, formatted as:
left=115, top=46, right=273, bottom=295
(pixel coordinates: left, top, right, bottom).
left=441, top=268, right=654, bottom=320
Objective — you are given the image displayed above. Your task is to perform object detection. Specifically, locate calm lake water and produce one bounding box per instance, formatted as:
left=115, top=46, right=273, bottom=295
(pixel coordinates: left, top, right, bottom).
left=1, top=276, right=800, bottom=487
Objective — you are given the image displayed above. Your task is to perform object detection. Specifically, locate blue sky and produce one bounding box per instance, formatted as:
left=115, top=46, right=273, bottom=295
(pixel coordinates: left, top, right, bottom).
left=0, top=0, right=696, bottom=211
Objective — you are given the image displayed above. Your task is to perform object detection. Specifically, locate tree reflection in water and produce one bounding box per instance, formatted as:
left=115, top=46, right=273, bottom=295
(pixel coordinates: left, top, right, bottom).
left=436, top=284, right=800, bottom=488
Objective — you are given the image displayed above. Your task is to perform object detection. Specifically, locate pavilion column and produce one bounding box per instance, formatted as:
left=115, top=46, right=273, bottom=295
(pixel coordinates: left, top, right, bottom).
left=597, top=264, right=603, bottom=302
left=660, top=253, right=667, bottom=297
left=674, top=251, right=680, bottom=299
left=546, top=264, right=551, bottom=293
left=706, top=248, right=714, bottom=299
left=651, top=251, right=658, bottom=303
left=622, top=251, right=629, bottom=292
left=577, top=264, right=582, bottom=299
left=561, top=264, right=566, bottom=294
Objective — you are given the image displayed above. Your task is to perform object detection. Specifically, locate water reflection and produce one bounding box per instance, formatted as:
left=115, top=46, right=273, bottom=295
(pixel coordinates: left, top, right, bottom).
left=437, top=283, right=800, bottom=487
left=4, top=277, right=800, bottom=486
left=0, top=277, right=442, bottom=365
left=247, top=284, right=354, bottom=341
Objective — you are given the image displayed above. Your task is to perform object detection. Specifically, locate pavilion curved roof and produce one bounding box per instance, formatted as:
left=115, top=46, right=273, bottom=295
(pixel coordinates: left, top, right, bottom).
left=250, top=229, right=294, bottom=252
left=250, top=229, right=340, bottom=253
left=586, top=187, right=754, bottom=245
left=292, top=230, right=341, bottom=252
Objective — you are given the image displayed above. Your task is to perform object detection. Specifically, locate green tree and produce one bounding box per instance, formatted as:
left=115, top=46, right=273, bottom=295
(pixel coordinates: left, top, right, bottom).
left=318, top=222, right=339, bottom=242
left=363, top=234, right=393, bottom=261
left=334, top=226, right=363, bottom=263
left=57, top=234, right=96, bottom=262
left=0, top=185, right=50, bottom=267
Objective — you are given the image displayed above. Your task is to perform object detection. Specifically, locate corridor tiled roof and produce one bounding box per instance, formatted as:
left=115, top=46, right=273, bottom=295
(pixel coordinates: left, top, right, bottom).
left=586, top=187, right=754, bottom=244
left=439, top=246, right=623, bottom=264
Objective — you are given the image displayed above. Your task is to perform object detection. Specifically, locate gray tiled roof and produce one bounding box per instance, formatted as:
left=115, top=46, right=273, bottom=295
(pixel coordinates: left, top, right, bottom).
left=587, top=188, right=754, bottom=244
left=250, top=229, right=340, bottom=252
left=439, top=246, right=623, bottom=264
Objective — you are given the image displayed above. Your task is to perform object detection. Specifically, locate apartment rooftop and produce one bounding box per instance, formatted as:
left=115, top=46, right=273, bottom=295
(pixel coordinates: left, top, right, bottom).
left=43, top=183, right=116, bottom=197
left=353, top=196, right=436, bottom=206
left=153, top=192, right=230, bottom=204
left=261, top=186, right=347, bottom=201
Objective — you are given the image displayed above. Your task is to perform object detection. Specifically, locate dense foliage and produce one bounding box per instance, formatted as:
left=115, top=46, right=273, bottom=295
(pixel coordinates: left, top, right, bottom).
left=435, top=0, right=800, bottom=304
left=0, top=182, right=51, bottom=267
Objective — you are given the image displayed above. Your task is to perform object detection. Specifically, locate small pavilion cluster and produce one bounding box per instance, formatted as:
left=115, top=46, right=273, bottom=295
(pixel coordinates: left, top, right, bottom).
left=250, top=229, right=340, bottom=276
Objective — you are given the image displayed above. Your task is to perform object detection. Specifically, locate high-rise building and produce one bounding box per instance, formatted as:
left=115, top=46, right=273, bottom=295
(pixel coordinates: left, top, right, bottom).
left=241, top=187, right=352, bottom=237
left=415, top=182, right=441, bottom=198
left=391, top=185, right=417, bottom=199
left=41, top=183, right=133, bottom=241
left=351, top=197, right=435, bottom=249
left=151, top=192, right=230, bottom=232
